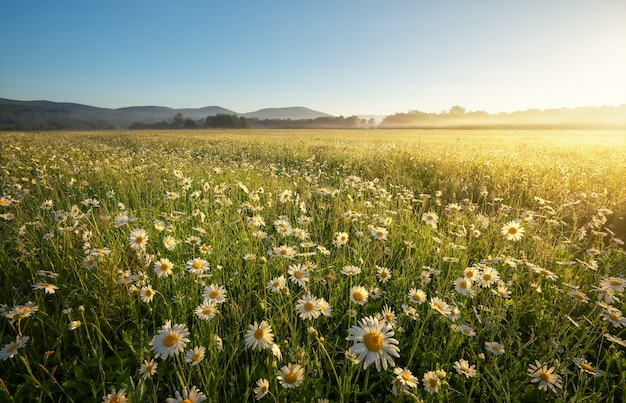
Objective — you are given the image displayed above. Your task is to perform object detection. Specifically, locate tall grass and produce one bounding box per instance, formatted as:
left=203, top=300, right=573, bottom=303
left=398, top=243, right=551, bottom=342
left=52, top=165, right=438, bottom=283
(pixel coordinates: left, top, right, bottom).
left=0, top=129, right=625, bottom=402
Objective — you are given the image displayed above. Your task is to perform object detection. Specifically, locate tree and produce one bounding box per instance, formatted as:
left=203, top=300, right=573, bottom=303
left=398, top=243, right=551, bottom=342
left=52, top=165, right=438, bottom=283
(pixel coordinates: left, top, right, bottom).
left=174, top=113, right=184, bottom=127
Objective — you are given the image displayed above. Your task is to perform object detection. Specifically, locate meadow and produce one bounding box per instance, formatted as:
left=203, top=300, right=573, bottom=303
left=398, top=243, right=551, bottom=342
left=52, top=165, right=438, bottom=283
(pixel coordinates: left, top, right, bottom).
left=0, top=129, right=624, bottom=402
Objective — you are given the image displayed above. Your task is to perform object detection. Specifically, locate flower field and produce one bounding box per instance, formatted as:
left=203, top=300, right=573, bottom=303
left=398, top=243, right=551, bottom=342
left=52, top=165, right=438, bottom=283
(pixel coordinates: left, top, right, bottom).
left=0, top=129, right=625, bottom=402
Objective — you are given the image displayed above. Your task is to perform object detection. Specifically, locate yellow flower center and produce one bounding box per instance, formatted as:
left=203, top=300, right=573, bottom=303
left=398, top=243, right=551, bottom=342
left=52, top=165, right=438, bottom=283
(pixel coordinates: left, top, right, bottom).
left=304, top=302, right=315, bottom=311
left=508, top=227, right=517, bottom=234
left=574, top=292, right=585, bottom=300
left=580, top=363, right=594, bottom=372
left=284, top=371, right=298, bottom=384
left=182, top=399, right=192, bottom=403
left=110, top=398, right=121, bottom=403
left=539, top=371, right=550, bottom=382
left=135, top=236, right=144, bottom=244
left=163, top=333, right=178, bottom=347
left=459, top=281, right=468, bottom=289
left=272, top=281, right=280, bottom=287
left=540, top=269, right=551, bottom=277
left=401, top=373, right=411, bottom=381
left=7, top=343, right=19, bottom=353
left=254, top=329, right=265, bottom=340
left=160, top=264, right=170, bottom=271
left=192, top=261, right=203, bottom=270
left=353, top=292, right=364, bottom=302
left=209, top=290, right=219, bottom=299
left=377, top=231, right=384, bottom=237
left=483, top=274, right=492, bottom=281
left=610, top=279, right=621, bottom=286
left=294, top=271, right=302, bottom=279
left=192, top=352, right=202, bottom=361
left=412, top=294, right=421, bottom=301
left=363, top=332, right=383, bottom=352
left=429, top=378, right=438, bottom=387
left=203, top=308, right=213, bottom=315
left=280, top=249, right=287, bottom=255
left=609, top=313, right=620, bottom=321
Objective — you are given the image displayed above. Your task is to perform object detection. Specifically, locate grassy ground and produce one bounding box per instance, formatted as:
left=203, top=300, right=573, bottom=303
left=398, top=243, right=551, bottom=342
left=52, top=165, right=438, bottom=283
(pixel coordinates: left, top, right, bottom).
left=0, top=129, right=625, bottom=402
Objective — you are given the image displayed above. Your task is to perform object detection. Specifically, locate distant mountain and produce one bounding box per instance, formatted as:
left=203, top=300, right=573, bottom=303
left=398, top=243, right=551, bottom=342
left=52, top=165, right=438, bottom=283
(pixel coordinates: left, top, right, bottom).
left=0, top=98, right=335, bottom=130
left=243, top=107, right=331, bottom=120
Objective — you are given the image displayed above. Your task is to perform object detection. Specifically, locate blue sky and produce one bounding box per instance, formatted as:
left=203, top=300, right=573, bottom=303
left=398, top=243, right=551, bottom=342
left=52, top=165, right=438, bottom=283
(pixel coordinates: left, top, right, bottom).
left=1, top=0, right=624, bottom=116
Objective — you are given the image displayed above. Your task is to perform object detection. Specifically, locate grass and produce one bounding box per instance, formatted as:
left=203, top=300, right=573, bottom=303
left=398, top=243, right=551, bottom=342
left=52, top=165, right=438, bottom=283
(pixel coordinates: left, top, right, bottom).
left=0, top=129, right=625, bottom=402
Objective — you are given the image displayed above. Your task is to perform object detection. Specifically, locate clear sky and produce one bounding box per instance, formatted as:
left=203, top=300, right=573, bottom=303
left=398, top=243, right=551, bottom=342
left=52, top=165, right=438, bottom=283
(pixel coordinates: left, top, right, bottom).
left=1, top=0, right=624, bottom=116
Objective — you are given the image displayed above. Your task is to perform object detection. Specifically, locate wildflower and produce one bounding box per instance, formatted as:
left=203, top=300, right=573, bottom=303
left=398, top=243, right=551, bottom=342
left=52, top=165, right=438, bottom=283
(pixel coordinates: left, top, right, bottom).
left=392, top=367, right=418, bottom=396
left=139, top=358, right=158, bottom=379
left=340, top=265, right=361, bottom=276
left=569, top=289, right=589, bottom=303
left=153, top=258, right=174, bottom=277
left=288, top=264, right=310, bottom=287
left=344, top=175, right=361, bottom=186
left=245, top=320, right=274, bottom=351
left=185, top=346, right=206, bottom=366
left=602, top=306, right=626, bottom=328
left=194, top=300, right=219, bottom=321
left=140, top=285, right=156, bottom=303
left=459, top=324, right=476, bottom=337
left=102, top=388, right=128, bottom=403
left=527, top=360, right=562, bottom=393
left=163, top=235, right=178, bottom=251
left=346, top=315, right=400, bottom=371
left=371, top=226, right=388, bottom=241
left=603, top=333, right=626, bottom=347
left=266, top=276, right=286, bottom=293
left=501, top=220, right=524, bottom=241
left=454, top=277, right=474, bottom=297
left=203, top=284, right=228, bottom=304
left=149, top=320, right=190, bottom=359
left=381, top=305, right=397, bottom=328
left=485, top=341, right=505, bottom=355
left=253, top=378, right=270, bottom=400
left=376, top=266, right=392, bottom=283
left=68, top=320, right=81, bottom=331
left=573, top=357, right=603, bottom=377
left=493, top=281, right=511, bottom=298
left=453, top=359, right=477, bottom=378
left=296, top=293, right=321, bottom=320
left=277, top=363, right=305, bottom=388
left=422, top=370, right=444, bottom=394
left=407, top=288, right=427, bottom=304
left=269, top=245, right=297, bottom=258
left=531, top=265, right=558, bottom=281
left=40, top=200, right=54, bottom=210
left=32, top=282, right=58, bottom=294
left=422, top=211, right=439, bottom=226
left=318, top=298, right=332, bottom=317
left=599, top=277, right=625, bottom=293
left=271, top=342, right=283, bottom=360
left=0, top=336, right=30, bottom=361
left=5, top=302, right=38, bottom=322
left=478, top=267, right=500, bottom=288
left=350, top=286, right=369, bottom=305
left=430, top=297, right=452, bottom=317
left=129, top=228, right=148, bottom=250
left=333, top=232, right=349, bottom=247
left=166, top=385, right=207, bottom=403
left=186, top=258, right=209, bottom=275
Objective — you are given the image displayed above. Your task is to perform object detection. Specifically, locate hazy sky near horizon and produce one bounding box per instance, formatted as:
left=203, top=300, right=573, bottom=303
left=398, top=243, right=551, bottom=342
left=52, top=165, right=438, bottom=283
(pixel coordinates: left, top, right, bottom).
left=1, top=1, right=624, bottom=116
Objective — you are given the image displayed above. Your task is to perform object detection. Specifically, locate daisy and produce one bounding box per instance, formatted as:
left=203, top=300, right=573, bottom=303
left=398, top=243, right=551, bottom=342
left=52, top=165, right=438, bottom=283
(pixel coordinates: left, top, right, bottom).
left=149, top=320, right=190, bottom=359
left=453, top=359, right=477, bottom=378
left=288, top=264, right=310, bottom=287
left=459, top=324, right=476, bottom=337
left=32, top=282, right=58, bottom=294
left=185, top=346, right=206, bottom=366
left=501, top=220, right=524, bottom=241
left=296, top=293, right=321, bottom=320
left=370, top=226, right=388, bottom=241
left=463, top=266, right=480, bottom=282
left=194, top=300, right=219, bottom=321
left=68, top=320, right=81, bottom=331
left=139, top=358, right=158, bottom=379
left=376, top=266, right=392, bottom=283
left=166, top=385, right=207, bottom=403
left=446, top=203, right=462, bottom=213
left=573, top=357, right=603, bottom=377
left=245, top=320, right=274, bottom=351
left=454, top=277, right=474, bottom=297
left=266, top=276, right=286, bottom=293
left=569, top=289, right=589, bottom=303
left=350, top=285, right=369, bottom=305
left=527, top=360, right=562, bottom=393
left=129, top=228, right=148, bottom=250
left=5, top=302, right=38, bottom=322
left=381, top=305, right=397, bottom=328
left=186, top=258, right=209, bottom=275
left=531, top=265, right=559, bottom=281
left=430, top=297, right=452, bottom=317
left=344, top=175, right=361, bottom=186
left=253, top=378, right=269, bottom=400
left=602, top=306, right=626, bottom=328
left=422, top=370, right=444, bottom=394
left=493, top=281, right=511, bottom=298
left=318, top=298, right=332, bottom=317
left=269, top=245, right=297, bottom=259
left=340, top=265, right=361, bottom=276
left=599, top=277, right=625, bottom=292
left=102, top=388, right=128, bottom=403
left=163, top=235, right=178, bottom=251
left=391, top=367, right=418, bottom=396
left=485, top=341, right=505, bottom=355
left=277, top=363, right=305, bottom=388
left=407, top=288, right=427, bottom=304
left=422, top=211, right=439, bottom=226
left=153, top=258, right=174, bottom=277
left=203, top=284, right=228, bottom=304
left=140, top=285, right=156, bottom=303
left=478, top=267, right=500, bottom=288
left=0, top=336, right=30, bottom=361
left=346, top=315, right=400, bottom=371
left=333, top=232, right=349, bottom=247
